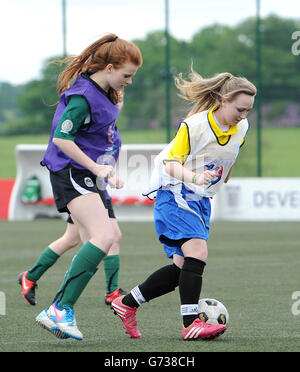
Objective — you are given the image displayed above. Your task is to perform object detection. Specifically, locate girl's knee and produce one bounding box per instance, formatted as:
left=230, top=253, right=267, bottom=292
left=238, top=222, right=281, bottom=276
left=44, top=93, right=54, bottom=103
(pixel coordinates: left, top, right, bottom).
left=63, top=231, right=81, bottom=249
left=91, top=230, right=115, bottom=252
left=114, top=229, right=122, bottom=245
left=181, top=238, right=208, bottom=262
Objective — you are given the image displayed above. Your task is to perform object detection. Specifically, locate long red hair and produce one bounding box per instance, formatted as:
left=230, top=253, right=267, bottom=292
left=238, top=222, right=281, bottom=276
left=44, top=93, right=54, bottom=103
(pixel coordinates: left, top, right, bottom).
left=56, top=33, right=142, bottom=104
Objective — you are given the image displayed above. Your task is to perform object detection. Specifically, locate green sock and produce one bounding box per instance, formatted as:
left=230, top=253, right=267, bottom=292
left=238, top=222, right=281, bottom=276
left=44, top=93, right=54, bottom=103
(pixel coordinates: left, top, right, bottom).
left=103, top=255, right=120, bottom=294
left=57, top=241, right=106, bottom=309
left=54, top=266, right=99, bottom=304
left=27, top=247, right=60, bottom=282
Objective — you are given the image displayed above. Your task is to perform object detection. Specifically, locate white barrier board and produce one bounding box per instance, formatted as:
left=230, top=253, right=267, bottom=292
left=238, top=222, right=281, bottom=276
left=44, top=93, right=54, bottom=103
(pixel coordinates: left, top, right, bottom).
left=9, top=145, right=59, bottom=221
left=215, top=177, right=300, bottom=221
left=8, top=144, right=300, bottom=221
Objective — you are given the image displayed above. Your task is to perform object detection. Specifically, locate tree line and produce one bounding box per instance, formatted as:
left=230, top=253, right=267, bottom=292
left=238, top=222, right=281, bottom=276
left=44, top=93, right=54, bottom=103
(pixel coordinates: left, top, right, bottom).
left=0, top=14, right=299, bottom=136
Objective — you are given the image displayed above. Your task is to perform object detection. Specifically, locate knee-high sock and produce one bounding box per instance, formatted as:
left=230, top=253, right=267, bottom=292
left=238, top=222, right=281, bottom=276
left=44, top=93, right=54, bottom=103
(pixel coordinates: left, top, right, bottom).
left=103, top=255, right=120, bottom=294
left=27, top=247, right=60, bottom=282
left=122, top=263, right=181, bottom=308
left=55, top=241, right=106, bottom=309
left=179, top=257, right=206, bottom=327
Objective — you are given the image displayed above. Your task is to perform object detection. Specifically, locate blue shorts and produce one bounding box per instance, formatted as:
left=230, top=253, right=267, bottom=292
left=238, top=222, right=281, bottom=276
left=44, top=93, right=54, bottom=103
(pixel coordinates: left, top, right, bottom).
left=154, top=184, right=211, bottom=259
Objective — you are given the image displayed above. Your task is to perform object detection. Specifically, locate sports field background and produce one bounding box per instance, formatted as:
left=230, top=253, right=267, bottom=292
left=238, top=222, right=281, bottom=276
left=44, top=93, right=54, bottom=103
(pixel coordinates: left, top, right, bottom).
left=1, top=126, right=300, bottom=179
left=0, top=219, right=299, bottom=352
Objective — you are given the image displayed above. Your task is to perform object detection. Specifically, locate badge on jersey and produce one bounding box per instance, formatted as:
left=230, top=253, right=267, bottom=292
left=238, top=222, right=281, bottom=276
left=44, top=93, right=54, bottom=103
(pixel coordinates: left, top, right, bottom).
left=61, top=119, right=73, bottom=134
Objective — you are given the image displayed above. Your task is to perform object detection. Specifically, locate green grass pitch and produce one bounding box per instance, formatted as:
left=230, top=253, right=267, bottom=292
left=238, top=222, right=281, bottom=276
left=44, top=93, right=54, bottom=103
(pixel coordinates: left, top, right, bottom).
left=0, top=219, right=299, bottom=352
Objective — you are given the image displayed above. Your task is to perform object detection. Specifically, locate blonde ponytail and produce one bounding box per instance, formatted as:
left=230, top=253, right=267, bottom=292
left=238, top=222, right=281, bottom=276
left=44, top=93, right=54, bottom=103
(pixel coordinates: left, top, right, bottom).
left=175, top=66, right=256, bottom=117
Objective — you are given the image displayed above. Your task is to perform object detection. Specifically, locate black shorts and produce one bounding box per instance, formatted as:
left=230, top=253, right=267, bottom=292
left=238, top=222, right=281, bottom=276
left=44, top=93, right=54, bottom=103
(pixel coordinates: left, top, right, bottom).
left=49, top=167, right=115, bottom=219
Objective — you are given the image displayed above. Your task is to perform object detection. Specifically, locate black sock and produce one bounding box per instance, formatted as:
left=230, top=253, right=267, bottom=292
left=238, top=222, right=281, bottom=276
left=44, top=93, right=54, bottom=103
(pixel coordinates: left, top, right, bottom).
left=179, top=257, right=206, bottom=327
left=139, top=263, right=181, bottom=301
left=122, top=264, right=181, bottom=308
left=122, top=293, right=139, bottom=308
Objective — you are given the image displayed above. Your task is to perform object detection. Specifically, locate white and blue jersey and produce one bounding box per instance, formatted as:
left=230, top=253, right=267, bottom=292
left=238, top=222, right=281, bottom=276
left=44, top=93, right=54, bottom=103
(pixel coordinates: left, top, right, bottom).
left=145, top=105, right=249, bottom=259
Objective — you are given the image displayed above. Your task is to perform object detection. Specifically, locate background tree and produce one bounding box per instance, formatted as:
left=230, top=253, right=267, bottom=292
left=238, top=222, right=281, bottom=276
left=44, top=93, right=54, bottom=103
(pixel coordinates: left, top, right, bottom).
left=0, top=15, right=299, bottom=135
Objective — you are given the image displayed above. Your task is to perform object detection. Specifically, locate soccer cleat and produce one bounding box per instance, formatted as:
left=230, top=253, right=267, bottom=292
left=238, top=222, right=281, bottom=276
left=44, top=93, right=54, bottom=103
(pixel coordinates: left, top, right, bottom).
left=105, top=288, right=127, bottom=306
left=182, top=318, right=226, bottom=340
left=111, top=295, right=141, bottom=339
left=36, top=308, right=70, bottom=339
left=18, top=271, right=38, bottom=306
left=40, top=301, right=83, bottom=341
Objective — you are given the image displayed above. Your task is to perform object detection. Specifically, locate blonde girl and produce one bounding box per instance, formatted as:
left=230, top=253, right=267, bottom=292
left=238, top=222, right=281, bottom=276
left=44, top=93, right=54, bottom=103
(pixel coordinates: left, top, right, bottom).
left=112, top=68, right=256, bottom=341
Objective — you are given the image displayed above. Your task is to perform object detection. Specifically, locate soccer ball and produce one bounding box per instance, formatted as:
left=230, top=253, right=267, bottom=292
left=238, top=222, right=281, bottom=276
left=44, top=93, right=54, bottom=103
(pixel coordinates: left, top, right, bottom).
left=198, top=298, right=229, bottom=326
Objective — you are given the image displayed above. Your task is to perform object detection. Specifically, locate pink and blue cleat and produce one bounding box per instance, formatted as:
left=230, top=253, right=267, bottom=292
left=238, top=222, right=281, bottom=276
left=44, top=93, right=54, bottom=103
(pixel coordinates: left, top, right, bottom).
left=36, top=300, right=83, bottom=341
